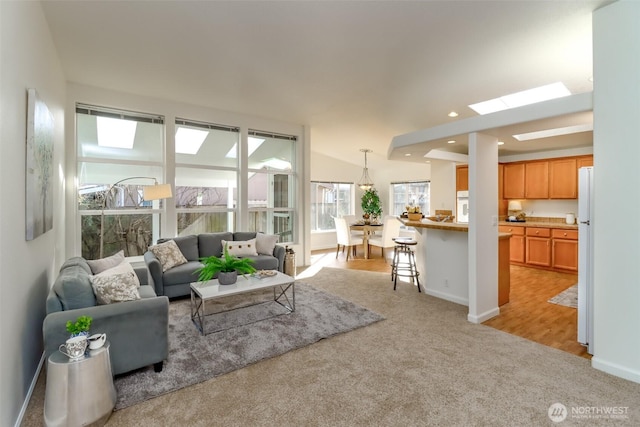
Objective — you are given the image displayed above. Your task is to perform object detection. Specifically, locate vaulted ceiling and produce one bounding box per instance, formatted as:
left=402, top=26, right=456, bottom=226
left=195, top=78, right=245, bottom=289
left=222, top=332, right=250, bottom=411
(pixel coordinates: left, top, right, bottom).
left=41, top=0, right=609, bottom=168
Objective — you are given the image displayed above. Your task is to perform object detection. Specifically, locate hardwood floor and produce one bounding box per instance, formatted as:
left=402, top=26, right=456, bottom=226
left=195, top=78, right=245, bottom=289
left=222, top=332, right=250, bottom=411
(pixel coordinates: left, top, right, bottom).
left=303, top=247, right=590, bottom=359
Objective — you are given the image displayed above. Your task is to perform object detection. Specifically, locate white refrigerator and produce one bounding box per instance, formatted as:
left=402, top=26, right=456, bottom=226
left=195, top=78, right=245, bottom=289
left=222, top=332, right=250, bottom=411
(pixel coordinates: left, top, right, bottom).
left=577, top=166, right=594, bottom=354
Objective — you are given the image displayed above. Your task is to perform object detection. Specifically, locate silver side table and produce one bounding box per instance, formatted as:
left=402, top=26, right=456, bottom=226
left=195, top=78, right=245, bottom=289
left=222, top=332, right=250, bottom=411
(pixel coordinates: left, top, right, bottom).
left=44, top=341, right=117, bottom=427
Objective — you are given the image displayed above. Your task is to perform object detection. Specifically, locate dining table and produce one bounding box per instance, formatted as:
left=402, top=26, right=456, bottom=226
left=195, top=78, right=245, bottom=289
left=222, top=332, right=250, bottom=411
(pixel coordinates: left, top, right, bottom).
left=349, top=222, right=384, bottom=259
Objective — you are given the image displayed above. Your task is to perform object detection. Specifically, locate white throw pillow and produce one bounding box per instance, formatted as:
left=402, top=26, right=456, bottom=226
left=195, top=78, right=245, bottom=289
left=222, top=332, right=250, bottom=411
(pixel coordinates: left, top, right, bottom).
left=222, top=239, right=258, bottom=257
left=91, top=272, right=140, bottom=305
left=256, top=233, right=279, bottom=255
left=149, top=240, right=188, bottom=272
left=95, top=260, right=141, bottom=287
left=86, top=250, right=125, bottom=274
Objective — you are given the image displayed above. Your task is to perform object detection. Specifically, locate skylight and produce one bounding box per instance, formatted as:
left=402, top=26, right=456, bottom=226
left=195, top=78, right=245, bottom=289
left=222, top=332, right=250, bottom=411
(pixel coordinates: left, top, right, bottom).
left=225, top=136, right=265, bottom=158
left=469, top=82, right=571, bottom=115
left=175, top=127, right=209, bottom=154
left=97, top=116, right=137, bottom=149
left=513, top=123, right=593, bottom=141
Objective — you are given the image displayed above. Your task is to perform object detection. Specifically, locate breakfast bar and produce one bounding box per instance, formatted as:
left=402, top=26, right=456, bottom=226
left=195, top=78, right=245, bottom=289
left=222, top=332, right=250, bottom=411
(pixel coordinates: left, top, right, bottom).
left=400, top=218, right=510, bottom=307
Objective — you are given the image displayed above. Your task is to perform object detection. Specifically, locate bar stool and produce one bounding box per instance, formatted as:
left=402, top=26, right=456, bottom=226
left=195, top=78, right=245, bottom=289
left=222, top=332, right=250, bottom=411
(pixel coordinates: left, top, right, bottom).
left=391, top=237, right=421, bottom=292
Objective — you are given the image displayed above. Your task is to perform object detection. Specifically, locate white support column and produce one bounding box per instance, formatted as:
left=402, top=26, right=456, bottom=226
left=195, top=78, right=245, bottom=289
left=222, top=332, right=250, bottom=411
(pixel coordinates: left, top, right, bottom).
left=467, top=132, right=499, bottom=323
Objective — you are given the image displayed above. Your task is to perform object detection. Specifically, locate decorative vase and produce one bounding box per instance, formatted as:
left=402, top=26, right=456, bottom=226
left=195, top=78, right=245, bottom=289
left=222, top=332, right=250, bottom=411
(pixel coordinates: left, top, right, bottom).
left=217, top=271, right=238, bottom=285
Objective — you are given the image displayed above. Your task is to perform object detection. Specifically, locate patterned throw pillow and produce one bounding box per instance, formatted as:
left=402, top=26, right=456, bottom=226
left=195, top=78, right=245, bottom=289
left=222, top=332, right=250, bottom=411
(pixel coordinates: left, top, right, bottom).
left=90, top=272, right=141, bottom=305
left=86, top=250, right=125, bottom=274
left=149, top=240, right=188, bottom=272
left=255, top=233, right=279, bottom=255
left=222, top=239, right=258, bottom=257
left=95, top=260, right=141, bottom=287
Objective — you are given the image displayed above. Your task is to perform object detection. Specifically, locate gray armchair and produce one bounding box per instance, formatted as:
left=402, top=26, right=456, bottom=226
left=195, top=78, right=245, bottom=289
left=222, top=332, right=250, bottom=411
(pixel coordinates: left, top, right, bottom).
left=43, top=257, right=169, bottom=375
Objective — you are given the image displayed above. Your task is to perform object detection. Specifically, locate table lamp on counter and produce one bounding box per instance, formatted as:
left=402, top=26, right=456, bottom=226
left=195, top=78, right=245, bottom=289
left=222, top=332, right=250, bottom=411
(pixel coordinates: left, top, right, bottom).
left=507, top=200, right=524, bottom=221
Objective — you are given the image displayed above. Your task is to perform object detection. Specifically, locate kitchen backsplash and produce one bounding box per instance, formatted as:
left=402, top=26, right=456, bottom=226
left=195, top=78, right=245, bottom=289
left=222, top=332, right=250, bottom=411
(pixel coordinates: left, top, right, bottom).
left=514, top=199, right=578, bottom=220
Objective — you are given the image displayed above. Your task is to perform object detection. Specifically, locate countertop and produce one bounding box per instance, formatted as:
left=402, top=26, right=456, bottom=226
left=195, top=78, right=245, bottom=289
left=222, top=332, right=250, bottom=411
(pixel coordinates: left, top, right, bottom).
left=498, top=221, right=578, bottom=230
left=400, top=218, right=577, bottom=234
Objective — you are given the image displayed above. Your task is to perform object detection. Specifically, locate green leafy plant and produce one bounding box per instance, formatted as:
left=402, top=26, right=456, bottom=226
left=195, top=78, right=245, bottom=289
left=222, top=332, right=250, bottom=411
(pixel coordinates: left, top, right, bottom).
left=195, top=246, right=257, bottom=282
left=361, top=188, right=382, bottom=218
left=66, top=315, right=92, bottom=335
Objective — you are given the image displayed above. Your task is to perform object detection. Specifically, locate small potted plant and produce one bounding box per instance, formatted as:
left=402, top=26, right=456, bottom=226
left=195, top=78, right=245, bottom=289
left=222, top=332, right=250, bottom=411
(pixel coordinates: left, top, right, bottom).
left=361, top=188, right=382, bottom=223
left=196, top=246, right=257, bottom=285
left=66, top=315, right=92, bottom=338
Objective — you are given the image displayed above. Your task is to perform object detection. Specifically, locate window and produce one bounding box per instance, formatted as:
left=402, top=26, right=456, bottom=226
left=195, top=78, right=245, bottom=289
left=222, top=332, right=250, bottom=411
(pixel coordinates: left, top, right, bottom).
left=247, top=130, right=296, bottom=243
left=310, top=182, right=353, bottom=231
left=174, top=118, right=240, bottom=235
left=76, top=105, right=165, bottom=259
left=391, top=181, right=430, bottom=216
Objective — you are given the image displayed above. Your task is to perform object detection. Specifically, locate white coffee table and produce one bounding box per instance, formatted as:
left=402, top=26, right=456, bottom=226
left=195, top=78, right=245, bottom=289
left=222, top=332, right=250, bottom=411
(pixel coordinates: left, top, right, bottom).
left=190, top=271, right=295, bottom=335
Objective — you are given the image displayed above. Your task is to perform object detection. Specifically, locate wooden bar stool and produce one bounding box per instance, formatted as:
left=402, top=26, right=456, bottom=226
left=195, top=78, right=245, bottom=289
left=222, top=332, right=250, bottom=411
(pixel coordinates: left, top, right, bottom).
left=391, top=237, right=421, bottom=292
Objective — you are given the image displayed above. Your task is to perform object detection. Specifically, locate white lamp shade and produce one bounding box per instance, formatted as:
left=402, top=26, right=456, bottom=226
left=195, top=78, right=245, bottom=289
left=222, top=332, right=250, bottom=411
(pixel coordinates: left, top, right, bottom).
left=143, top=183, right=172, bottom=201
left=508, top=200, right=522, bottom=211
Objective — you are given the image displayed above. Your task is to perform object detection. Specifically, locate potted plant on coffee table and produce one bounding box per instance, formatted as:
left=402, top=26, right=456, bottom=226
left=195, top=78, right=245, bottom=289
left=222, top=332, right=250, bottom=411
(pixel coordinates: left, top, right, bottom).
left=196, top=247, right=257, bottom=285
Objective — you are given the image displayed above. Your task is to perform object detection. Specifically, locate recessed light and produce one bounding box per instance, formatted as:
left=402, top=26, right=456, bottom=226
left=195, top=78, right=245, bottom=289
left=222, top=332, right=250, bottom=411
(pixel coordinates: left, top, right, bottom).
left=447, top=140, right=456, bottom=144
left=448, top=111, right=458, bottom=118
left=405, top=153, right=412, bottom=157
left=425, top=160, right=431, bottom=163
left=469, top=82, right=571, bottom=115
left=497, top=141, right=505, bottom=146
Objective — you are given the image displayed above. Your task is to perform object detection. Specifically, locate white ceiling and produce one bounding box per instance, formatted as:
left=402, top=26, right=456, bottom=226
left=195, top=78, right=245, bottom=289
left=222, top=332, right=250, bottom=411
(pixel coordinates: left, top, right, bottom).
left=41, top=0, right=609, bottom=168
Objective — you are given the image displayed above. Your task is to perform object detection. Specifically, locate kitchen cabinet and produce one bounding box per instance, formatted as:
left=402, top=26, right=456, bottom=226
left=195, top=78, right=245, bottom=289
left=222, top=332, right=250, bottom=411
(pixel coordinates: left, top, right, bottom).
left=503, top=163, right=525, bottom=199
left=552, top=229, right=578, bottom=271
left=549, top=158, right=578, bottom=198
left=524, top=161, right=549, bottom=199
left=498, top=226, right=525, bottom=263
left=577, top=155, right=593, bottom=168
left=498, top=164, right=507, bottom=216
left=456, top=165, right=468, bottom=192
left=525, top=227, right=551, bottom=267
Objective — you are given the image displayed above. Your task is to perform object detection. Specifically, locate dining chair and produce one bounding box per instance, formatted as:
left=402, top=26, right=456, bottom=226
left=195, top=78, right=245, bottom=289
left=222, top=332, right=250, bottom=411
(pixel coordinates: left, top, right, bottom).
left=367, top=215, right=402, bottom=261
left=334, top=217, right=364, bottom=261
left=342, top=214, right=364, bottom=238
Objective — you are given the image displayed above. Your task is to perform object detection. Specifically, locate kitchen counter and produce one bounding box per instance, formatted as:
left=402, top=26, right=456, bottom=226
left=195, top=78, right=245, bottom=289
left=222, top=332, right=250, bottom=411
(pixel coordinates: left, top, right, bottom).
left=400, top=218, right=510, bottom=308
left=499, top=221, right=578, bottom=230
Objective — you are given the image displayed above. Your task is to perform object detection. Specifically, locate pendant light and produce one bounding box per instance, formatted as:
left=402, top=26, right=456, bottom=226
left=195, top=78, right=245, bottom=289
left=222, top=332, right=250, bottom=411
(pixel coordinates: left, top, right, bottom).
left=358, top=148, right=374, bottom=190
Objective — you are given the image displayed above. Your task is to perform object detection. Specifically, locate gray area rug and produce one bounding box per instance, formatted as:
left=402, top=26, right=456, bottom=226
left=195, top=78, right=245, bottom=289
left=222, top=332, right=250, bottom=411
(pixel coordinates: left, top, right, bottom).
left=548, top=284, right=578, bottom=308
left=113, top=282, right=384, bottom=409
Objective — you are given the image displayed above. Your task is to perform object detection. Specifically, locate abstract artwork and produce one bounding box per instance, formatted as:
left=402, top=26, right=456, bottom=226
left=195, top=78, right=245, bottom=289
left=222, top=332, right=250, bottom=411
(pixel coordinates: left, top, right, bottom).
left=26, top=88, right=54, bottom=240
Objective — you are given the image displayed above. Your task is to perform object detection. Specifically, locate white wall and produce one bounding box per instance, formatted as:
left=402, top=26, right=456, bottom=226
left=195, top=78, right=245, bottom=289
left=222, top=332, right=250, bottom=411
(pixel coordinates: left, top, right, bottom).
left=0, top=2, right=67, bottom=426
left=591, top=0, right=640, bottom=383
left=429, top=160, right=456, bottom=214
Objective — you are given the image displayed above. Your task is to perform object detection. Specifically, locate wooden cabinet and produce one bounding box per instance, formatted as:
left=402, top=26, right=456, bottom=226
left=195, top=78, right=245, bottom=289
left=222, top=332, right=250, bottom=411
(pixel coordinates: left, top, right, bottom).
left=503, top=163, right=525, bottom=199
left=498, top=235, right=510, bottom=306
left=549, top=158, right=578, bottom=198
left=498, top=226, right=525, bottom=263
left=524, top=161, right=549, bottom=199
left=577, top=155, right=593, bottom=168
left=552, top=229, right=579, bottom=271
left=498, top=164, right=507, bottom=216
left=525, top=227, right=551, bottom=267
left=456, top=165, right=468, bottom=192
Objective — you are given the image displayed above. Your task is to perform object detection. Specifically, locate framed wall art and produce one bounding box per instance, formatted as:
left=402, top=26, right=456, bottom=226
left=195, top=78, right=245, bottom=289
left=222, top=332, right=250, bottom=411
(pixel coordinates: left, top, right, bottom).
left=26, top=88, right=54, bottom=240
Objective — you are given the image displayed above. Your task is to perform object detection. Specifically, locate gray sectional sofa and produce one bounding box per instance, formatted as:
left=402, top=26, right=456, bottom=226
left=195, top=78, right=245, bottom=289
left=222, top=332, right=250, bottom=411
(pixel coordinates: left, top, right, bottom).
left=144, top=232, right=286, bottom=298
left=43, top=257, right=169, bottom=375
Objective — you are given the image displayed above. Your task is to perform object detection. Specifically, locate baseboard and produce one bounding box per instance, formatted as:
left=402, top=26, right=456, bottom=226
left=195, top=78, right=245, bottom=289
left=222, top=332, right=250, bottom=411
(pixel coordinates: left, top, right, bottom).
left=423, top=288, right=468, bottom=306
left=467, top=307, right=500, bottom=324
left=15, top=351, right=45, bottom=427
left=591, top=356, right=640, bottom=384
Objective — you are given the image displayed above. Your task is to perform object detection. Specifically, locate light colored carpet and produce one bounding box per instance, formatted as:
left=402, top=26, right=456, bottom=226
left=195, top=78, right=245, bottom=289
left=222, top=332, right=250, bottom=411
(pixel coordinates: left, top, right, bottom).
left=114, top=283, right=383, bottom=409
left=22, top=267, right=640, bottom=426
left=549, top=284, right=578, bottom=308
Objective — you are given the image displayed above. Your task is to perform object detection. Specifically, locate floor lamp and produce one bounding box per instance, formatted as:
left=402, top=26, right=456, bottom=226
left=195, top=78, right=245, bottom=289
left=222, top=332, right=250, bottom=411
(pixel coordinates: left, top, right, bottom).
left=99, top=177, right=173, bottom=258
